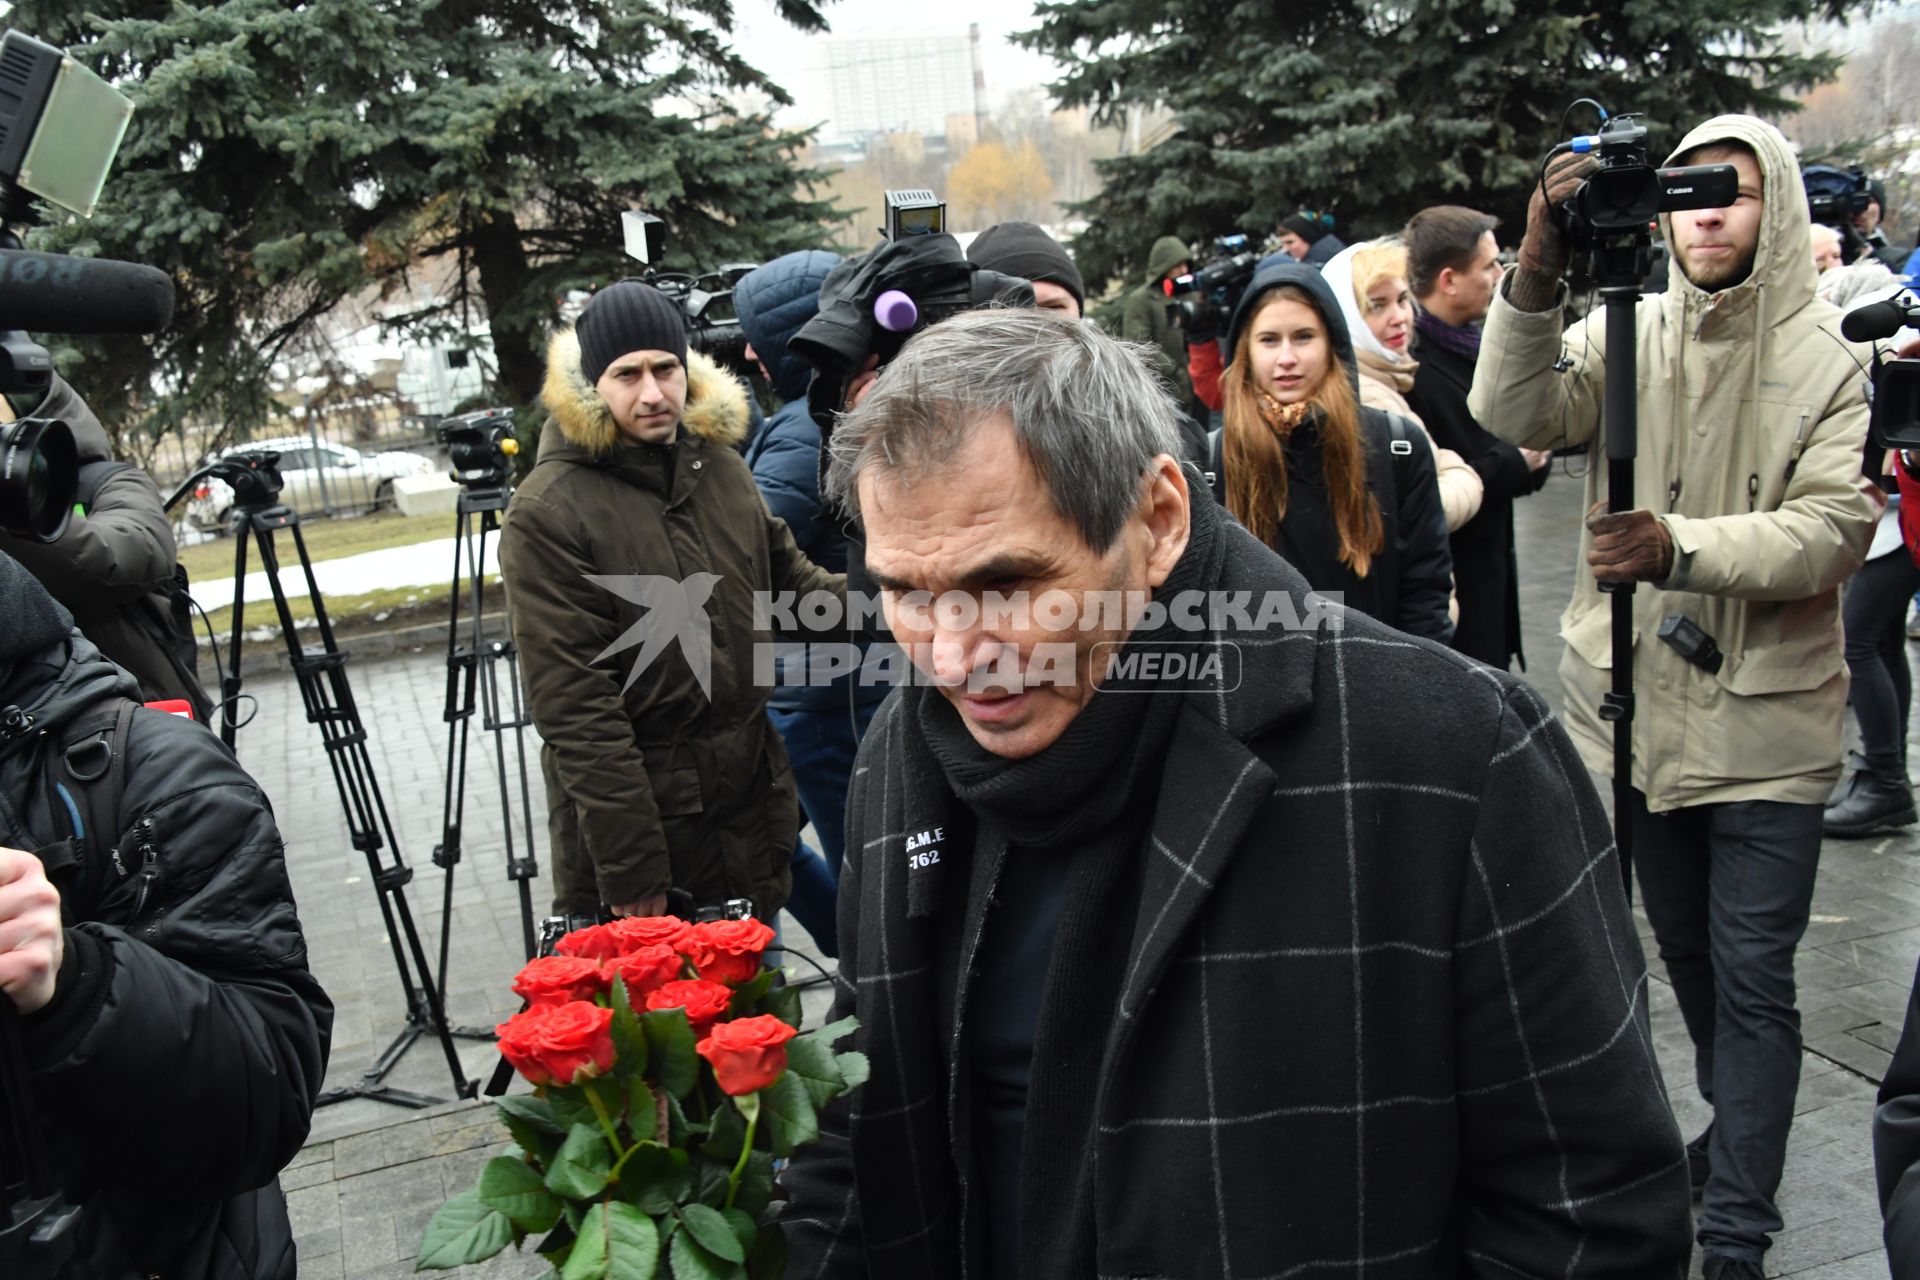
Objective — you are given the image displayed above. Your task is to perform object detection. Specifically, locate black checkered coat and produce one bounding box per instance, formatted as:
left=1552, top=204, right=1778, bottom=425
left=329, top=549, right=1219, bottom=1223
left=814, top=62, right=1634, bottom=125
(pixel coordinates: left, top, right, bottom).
left=779, top=520, right=1693, bottom=1279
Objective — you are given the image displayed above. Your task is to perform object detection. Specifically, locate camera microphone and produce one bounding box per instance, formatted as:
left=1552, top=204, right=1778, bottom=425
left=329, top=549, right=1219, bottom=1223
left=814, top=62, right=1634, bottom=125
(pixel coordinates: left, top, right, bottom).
left=1840, top=296, right=1919, bottom=344
left=0, top=250, right=176, bottom=335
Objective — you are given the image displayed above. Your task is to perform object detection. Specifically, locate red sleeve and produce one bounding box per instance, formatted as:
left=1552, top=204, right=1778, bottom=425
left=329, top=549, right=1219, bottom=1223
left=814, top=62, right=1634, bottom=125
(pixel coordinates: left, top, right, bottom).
left=1899, top=455, right=1920, bottom=570
left=1189, top=339, right=1225, bottom=412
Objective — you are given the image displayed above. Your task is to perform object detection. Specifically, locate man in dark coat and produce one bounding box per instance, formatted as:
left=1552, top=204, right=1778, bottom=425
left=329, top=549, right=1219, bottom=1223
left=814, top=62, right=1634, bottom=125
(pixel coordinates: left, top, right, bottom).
left=1, top=376, right=210, bottom=720
left=1404, top=205, right=1552, bottom=670
left=500, top=281, right=844, bottom=920
left=1257, top=210, right=1347, bottom=271
left=0, top=551, right=331, bottom=1279
left=1121, top=234, right=1195, bottom=408
left=737, top=250, right=881, bottom=952
left=777, top=308, right=1692, bottom=1279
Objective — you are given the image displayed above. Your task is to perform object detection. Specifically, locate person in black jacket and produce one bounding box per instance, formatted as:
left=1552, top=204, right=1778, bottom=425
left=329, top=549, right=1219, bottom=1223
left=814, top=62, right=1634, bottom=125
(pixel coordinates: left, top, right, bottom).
left=1403, top=205, right=1552, bottom=670
left=1211, top=261, right=1454, bottom=641
left=0, top=551, right=331, bottom=1279
left=737, top=249, right=878, bottom=954
left=1, top=376, right=211, bottom=721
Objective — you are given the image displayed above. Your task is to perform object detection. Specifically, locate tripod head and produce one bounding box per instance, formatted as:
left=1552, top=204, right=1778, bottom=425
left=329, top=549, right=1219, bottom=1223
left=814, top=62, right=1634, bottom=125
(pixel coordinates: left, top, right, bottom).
left=162, top=450, right=285, bottom=516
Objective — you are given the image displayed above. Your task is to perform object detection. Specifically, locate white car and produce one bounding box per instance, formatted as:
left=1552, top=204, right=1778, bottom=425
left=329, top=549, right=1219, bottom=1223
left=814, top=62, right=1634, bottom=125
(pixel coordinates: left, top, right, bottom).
left=186, top=438, right=434, bottom=531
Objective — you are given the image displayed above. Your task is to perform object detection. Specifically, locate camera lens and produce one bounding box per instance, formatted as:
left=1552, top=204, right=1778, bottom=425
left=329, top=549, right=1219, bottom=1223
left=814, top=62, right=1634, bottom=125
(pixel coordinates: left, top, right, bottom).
left=0, top=416, right=79, bottom=542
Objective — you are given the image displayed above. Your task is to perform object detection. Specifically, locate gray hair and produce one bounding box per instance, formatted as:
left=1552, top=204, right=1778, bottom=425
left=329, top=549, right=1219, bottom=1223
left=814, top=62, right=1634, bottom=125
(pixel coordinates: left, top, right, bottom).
left=822, top=308, right=1185, bottom=552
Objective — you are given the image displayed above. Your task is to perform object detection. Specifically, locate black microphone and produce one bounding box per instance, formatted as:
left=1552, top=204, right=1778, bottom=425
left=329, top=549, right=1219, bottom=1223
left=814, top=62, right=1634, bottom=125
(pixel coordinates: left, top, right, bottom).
left=1841, top=296, right=1919, bottom=344
left=0, top=249, right=176, bottom=335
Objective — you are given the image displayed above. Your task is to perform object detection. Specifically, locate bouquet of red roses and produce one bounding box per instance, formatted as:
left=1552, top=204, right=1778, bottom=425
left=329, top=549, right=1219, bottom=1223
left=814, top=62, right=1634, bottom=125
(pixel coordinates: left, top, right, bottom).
left=416, top=915, right=864, bottom=1278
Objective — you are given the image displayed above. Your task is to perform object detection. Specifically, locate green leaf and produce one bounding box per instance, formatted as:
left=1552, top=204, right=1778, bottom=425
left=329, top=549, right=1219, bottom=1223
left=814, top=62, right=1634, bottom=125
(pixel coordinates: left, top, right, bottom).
left=640, top=1009, right=700, bottom=1100
left=757, top=1070, right=819, bottom=1158
left=801, top=1016, right=860, bottom=1048
left=670, top=1223, right=746, bottom=1280
left=604, top=1202, right=662, bottom=1280
left=726, top=969, right=776, bottom=1017
left=545, top=1125, right=614, bottom=1200
left=720, top=1208, right=757, bottom=1258
left=834, top=1051, right=871, bottom=1094
left=550, top=1089, right=598, bottom=1133
left=618, top=1144, right=694, bottom=1216
left=781, top=1036, right=846, bottom=1110
left=627, top=1077, right=659, bottom=1142
left=416, top=1189, right=515, bottom=1269
left=678, top=1203, right=746, bottom=1264
left=560, top=1201, right=609, bottom=1280
left=760, top=984, right=802, bottom=1030
left=478, top=1156, right=564, bottom=1234
left=610, top=981, right=650, bottom=1080
left=701, top=1095, right=747, bottom=1164
left=497, top=1096, right=567, bottom=1168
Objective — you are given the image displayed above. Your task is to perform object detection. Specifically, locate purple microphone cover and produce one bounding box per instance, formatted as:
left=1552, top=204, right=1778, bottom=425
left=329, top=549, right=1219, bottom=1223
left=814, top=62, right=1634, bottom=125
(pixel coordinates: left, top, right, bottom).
left=875, top=289, right=919, bottom=332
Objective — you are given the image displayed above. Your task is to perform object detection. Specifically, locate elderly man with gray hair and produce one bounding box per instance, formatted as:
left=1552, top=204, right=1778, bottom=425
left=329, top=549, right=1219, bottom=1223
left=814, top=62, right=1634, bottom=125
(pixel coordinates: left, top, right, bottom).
left=776, top=308, right=1692, bottom=1278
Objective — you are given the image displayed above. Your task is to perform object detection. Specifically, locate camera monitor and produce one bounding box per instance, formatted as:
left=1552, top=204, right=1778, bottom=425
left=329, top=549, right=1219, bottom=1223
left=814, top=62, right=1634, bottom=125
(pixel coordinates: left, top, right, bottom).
left=884, top=190, right=945, bottom=240
left=0, top=30, right=135, bottom=219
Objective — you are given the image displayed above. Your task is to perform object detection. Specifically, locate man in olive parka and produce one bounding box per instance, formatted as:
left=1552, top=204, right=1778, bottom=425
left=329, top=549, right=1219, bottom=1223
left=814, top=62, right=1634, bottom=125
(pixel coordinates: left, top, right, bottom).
left=500, top=282, right=844, bottom=920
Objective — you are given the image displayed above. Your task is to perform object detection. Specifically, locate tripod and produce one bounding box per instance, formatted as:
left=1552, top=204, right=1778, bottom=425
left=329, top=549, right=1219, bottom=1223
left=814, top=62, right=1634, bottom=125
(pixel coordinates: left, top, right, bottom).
left=1589, top=235, right=1651, bottom=900
left=432, top=486, right=542, bottom=973
left=182, top=475, right=486, bottom=1110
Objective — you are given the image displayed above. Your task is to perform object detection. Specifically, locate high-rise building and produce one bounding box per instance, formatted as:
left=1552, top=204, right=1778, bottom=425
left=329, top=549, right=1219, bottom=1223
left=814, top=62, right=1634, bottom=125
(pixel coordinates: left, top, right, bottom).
left=817, top=33, right=975, bottom=146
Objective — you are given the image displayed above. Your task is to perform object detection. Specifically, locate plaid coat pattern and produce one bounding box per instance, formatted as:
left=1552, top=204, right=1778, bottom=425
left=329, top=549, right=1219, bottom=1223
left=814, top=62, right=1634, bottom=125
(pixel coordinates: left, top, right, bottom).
left=779, top=521, right=1693, bottom=1279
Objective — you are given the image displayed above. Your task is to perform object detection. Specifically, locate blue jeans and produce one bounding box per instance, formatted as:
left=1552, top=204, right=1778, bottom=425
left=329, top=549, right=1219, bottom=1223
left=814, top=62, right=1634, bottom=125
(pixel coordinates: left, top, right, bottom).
left=1629, top=789, right=1823, bottom=1262
left=770, top=699, right=882, bottom=958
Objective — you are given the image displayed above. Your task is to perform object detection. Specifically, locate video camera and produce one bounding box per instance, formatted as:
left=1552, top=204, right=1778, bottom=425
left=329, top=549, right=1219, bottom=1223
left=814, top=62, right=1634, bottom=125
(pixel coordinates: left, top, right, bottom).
left=1803, top=164, right=1874, bottom=263
left=1843, top=291, right=1920, bottom=449
left=437, top=408, right=519, bottom=491
left=617, top=211, right=757, bottom=379
left=0, top=29, right=139, bottom=549
left=790, top=193, right=1035, bottom=432
left=1551, top=109, right=1738, bottom=285
left=1164, top=233, right=1260, bottom=337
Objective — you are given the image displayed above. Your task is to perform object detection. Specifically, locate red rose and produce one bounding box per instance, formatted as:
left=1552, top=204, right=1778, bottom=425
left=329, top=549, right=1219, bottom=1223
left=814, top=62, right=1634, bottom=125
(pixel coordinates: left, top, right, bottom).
left=552, top=924, right=623, bottom=962
left=607, top=916, right=691, bottom=953
left=604, top=943, right=685, bottom=1007
left=696, top=1015, right=799, bottom=1096
left=645, top=978, right=735, bottom=1032
left=678, top=918, right=776, bottom=986
left=511, top=955, right=607, bottom=1007
left=494, top=1001, right=616, bottom=1087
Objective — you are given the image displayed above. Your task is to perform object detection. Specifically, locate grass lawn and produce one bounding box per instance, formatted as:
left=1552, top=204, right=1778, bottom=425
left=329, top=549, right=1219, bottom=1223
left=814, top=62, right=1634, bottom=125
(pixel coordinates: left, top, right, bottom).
left=194, top=575, right=506, bottom=648
left=177, top=509, right=453, bottom=583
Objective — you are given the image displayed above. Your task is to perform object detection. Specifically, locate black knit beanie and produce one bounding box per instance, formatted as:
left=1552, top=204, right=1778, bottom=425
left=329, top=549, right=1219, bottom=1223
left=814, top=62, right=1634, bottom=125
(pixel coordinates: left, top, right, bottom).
left=1280, top=213, right=1321, bottom=242
left=967, top=222, right=1086, bottom=311
left=0, top=550, right=73, bottom=681
left=576, top=281, right=688, bottom=383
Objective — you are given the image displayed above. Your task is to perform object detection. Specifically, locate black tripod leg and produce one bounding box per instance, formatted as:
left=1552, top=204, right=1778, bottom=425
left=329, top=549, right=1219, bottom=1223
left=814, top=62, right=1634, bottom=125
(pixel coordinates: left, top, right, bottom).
left=1600, top=284, right=1640, bottom=903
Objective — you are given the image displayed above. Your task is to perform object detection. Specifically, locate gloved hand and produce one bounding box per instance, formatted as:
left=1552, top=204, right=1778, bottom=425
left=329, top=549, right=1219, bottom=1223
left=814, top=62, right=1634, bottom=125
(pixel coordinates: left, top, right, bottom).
left=1585, top=501, right=1674, bottom=584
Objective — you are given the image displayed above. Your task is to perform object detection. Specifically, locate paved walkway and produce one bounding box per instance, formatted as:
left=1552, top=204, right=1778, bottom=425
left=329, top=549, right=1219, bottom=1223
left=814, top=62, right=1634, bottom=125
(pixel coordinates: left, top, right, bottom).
left=238, top=470, right=1906, bottom=1277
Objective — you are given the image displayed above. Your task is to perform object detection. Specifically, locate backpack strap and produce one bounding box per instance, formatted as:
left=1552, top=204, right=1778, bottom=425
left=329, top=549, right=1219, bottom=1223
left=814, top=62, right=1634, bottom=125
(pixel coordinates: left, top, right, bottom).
left=1377, top=411, right=1420, bottom=505
left=73, top=459, right=136, bottom=512
left=40, top=699, right=138, bottom=888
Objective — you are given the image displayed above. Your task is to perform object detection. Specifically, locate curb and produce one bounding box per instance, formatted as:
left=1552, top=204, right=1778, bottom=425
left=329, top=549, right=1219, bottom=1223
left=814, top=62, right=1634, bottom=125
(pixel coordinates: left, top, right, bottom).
left=196, top=612, right=509, bottom=678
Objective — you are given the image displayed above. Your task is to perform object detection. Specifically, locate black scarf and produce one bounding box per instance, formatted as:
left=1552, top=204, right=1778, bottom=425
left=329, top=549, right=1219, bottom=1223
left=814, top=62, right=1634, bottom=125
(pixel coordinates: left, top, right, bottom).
left=907, top=482, right=1228, bottom=1278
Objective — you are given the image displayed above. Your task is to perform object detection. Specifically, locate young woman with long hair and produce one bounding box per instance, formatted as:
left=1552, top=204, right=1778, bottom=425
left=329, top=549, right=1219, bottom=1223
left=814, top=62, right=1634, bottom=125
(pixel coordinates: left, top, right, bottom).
left=1212, top=262, right=1455, bottom=640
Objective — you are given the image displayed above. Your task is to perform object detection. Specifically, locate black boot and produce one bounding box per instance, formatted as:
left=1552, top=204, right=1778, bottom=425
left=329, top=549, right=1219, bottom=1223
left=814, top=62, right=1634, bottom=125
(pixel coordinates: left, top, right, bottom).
left=1824, top=771, right=1917, bottom=838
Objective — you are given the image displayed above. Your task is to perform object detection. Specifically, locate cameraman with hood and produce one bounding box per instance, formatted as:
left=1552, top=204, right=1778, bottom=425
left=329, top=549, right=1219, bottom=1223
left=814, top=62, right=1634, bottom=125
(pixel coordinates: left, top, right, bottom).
left=1471, top=114, right=1877, bottom=1280
left=0, top=377, right=210, bottom=721
left=0, top=551, right=331, bottom=1278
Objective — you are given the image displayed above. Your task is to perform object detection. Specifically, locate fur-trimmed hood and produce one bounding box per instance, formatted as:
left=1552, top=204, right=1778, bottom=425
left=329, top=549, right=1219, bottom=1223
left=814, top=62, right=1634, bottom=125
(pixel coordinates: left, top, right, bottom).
left=541, top=328, right=750, bottom=456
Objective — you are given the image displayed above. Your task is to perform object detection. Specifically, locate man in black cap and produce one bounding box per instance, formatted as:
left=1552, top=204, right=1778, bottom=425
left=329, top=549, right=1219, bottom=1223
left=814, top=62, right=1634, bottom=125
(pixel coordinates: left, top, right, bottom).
left=1856, top=178, right=1910, bottom=271
left=1260, top=211, right=1347, bottom=270
left=966, top=221, right=1086, bottom=319
left=499, top=281, right=845, bottom=921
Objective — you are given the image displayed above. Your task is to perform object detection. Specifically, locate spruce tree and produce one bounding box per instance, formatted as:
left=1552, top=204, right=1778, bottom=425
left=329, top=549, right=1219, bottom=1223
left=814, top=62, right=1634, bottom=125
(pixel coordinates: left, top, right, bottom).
left=1017, top=0, right=1859, bottom=291
left=5, top=0, right=838, bottom=450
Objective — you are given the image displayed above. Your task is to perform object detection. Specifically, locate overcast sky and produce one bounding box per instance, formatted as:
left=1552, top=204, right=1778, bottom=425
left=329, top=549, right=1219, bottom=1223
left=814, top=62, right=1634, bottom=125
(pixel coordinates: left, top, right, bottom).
left=727, top=0, right=1068, bottom=129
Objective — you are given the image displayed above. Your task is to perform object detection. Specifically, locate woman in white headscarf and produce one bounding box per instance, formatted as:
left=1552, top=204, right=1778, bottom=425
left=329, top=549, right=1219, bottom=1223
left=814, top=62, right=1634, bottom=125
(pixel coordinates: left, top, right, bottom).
left=1324, top=240, right=1483, bottom=531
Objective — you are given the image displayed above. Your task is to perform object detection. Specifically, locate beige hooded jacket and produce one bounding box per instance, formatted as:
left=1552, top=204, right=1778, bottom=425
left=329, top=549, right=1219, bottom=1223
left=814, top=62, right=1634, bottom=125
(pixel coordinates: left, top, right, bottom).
left=1470, top=115, right=1879, bottom=812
